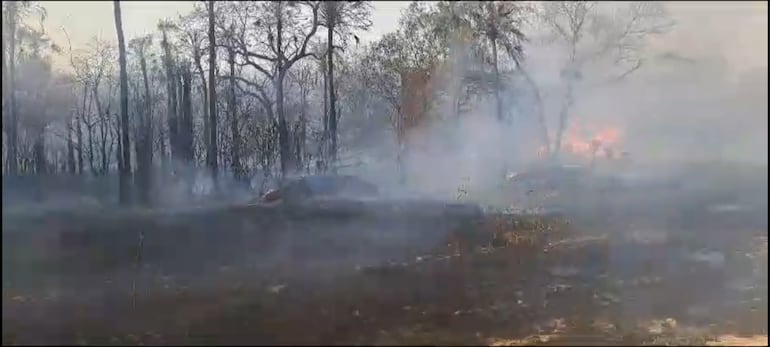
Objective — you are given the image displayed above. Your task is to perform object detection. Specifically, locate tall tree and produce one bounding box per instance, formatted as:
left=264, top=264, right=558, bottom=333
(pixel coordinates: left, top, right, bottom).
left=222, top=24, right=241, bottom=179
left=1, top=5, right=7, bottom=174
left=62, top=28, right=89, bottom=175
left=4, top=1, right=19, bottom=175
left=172, top=9, right=210, bottom=163
left=227, top=1, right=321, bottom=179
left=207, top=0, right=218, bottom=185
left=320, top=1, right=372, bottom=169
left=287, top=63, right=316, bottom=171
left=463, top=1, right=528, bottom=122
left=158, top=19, right=179, bottom=167
left=129, top=35, right=154, bottom=205
left=66, top=116, right=75, bottom=173
left=78, top=37, right=117, bottom=175
left=114, top=0, right=132, bottom=205
left=179, top=63, right=195, bottom=164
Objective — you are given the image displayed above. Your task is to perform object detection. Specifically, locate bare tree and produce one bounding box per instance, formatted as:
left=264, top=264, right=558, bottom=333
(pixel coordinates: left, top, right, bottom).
left=207, top=0, right=218, bottom=187
left=65, top=114, right=75, bottom=173
left=1, top=5, right=8, bottom=174
left=97, top=75, right=118, bottom=175
left=287, top=63, right=317, bottom=171
left=179, top=62, right=195, bottom=165
left=129, top=35, right=154, bottom=205
left=174, top=7, right=214, bottom=171
left=224, top=27, right=242, bottom=179
left=79, top=37, right=117, bottom=175
left=158, top=19, right=179, bottom=170
left=4, top=1, right=21, bottom=175
left=61, top=28, right=89, bottom=174
left=226, top=1, right=321, bottom=179
left=114, top=0, right=132, bottom=205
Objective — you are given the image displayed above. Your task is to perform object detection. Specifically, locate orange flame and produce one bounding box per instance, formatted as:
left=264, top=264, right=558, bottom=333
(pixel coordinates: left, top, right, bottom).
left=561, top=120, right=623, bottom=159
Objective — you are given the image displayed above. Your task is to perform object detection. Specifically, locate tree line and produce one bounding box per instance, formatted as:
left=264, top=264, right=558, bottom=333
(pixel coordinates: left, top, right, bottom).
left=1, top=1, right=671, bottom=206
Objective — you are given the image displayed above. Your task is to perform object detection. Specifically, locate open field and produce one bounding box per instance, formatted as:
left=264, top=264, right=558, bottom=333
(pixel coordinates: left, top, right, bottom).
left=2, top=164, right=767, bottom=345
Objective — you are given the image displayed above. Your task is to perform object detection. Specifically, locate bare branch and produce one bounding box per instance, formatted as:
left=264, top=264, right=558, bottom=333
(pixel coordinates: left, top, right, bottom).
left=287, top=1, right=321, bottom=67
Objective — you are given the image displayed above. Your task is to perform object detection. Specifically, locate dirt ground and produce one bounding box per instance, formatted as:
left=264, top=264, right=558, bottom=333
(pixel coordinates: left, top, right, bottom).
left=2, top=173, right=768, bottom=345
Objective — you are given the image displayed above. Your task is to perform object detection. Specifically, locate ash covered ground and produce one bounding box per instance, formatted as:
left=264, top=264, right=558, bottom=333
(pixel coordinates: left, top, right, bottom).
left=2, top=162, right=767, bottom=345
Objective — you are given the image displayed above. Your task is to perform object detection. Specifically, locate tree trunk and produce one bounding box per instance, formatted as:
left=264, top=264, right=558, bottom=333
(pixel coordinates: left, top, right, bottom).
left=553, top=80, right=574, bottom=160
left=492, top=39, right=503, bottom=122
left=34, top=134, right=46, bottom=175
left=207, top=0, right=218, bottom=188
left=299, top=86, right=308, bottom=172
left=276, top=72, right=290, bottom=179
left=170, top=73, right=179, bottom=164
left=114, top=0, right=132, bottom=205
left=179, top=65, right=195, bottom=198
left=116, top=116, right=123, bottom=174
left=327, top=17, right=338, bottom=170
left=1, top=13, right=7, bottom=174
left=194, top=50, right=209, bottom=167
left=553, top=41, right=579, bottom=161
left=87, top=124, right=95, bottom=174
left=7, top=1, right=19, bottom=176
left=76, top=85, right=86, bottom=174
left=161, top=30, right=178, bottom=168
left=92, top=80, right=112, bottom=175
left=227, top=45, right=241, bottom=179
left=177, top=68, right=187, bottom=161
left=137, top=50, right=153, bottom=205
left=275, top=12, right=291, bottom=179
left=99, top=116, right=109, bottom=174
left=159, top=126, right=169, bottom=172
left=86, top=87, right=100, bottom=176
left=180, top=65, right=194, bottom=163
left=66, top=118, right=76, bottom=174
left=322, top=62, right=328, bottom=169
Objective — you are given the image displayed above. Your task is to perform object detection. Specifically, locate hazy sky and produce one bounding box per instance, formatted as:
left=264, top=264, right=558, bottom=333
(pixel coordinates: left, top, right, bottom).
left=39, top=1, right=409, bottom=71
left=39, top=1, right=411, bottom=42
left=37, top=1, right=766, bottom=77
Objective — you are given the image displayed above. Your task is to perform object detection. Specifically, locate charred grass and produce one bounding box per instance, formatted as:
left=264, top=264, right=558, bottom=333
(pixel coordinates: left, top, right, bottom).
left=2, top=203, right=767, bottom=345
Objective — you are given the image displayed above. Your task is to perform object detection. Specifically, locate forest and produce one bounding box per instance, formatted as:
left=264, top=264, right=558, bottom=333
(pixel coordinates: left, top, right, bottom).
left=2, top=1, right=673, bottom=206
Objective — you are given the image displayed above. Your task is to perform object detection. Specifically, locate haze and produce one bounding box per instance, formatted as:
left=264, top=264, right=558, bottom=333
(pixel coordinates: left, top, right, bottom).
left=39, top=1, right=766, bottom=73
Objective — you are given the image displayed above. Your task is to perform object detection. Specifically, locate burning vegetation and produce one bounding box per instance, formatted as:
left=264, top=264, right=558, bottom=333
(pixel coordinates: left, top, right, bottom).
left=556, top=121, right=626, bottom=164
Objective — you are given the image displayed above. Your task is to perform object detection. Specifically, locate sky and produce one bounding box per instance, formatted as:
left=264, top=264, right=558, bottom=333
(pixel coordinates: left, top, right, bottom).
left=38, top=1, right=411, bottom=42
left=36, top=1, right=767, bottom=78
left=38, top=1, right=410, bottom=71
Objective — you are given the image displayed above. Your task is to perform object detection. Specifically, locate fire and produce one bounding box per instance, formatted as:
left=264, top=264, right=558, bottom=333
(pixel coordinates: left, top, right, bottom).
left=561, top=120, right=623, bottom=160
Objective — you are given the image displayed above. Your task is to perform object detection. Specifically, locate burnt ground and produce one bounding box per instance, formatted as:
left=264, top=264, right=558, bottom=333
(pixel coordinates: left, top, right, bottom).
left=2, top=167, right=768, bottom=345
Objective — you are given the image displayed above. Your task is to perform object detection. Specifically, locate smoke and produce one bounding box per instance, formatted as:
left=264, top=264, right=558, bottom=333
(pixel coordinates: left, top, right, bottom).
left=340, top=1, right=766, bottom=210
left=528, top=1, right=768, bottom=166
